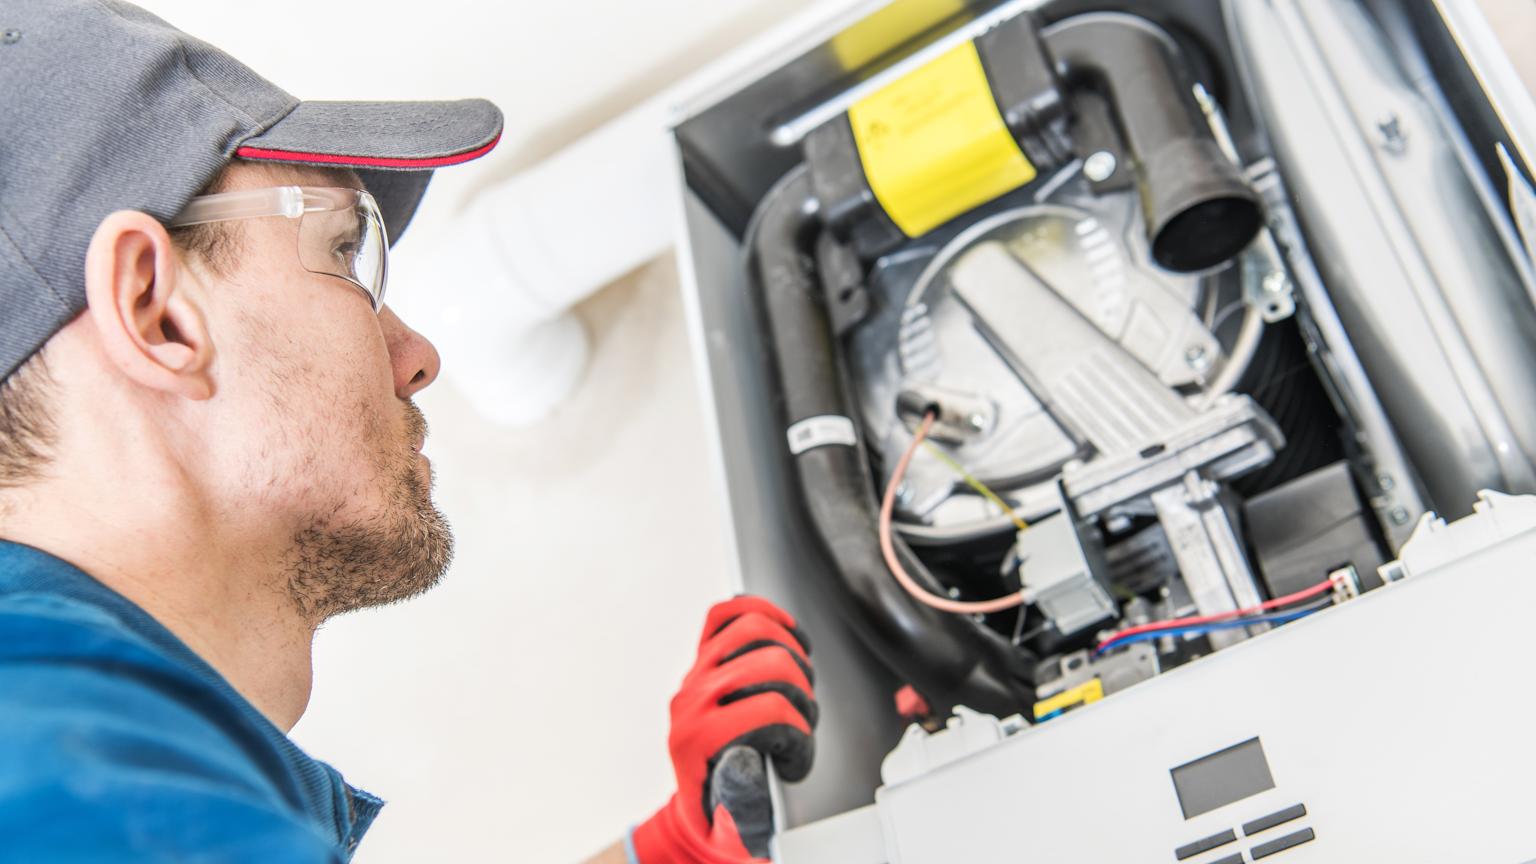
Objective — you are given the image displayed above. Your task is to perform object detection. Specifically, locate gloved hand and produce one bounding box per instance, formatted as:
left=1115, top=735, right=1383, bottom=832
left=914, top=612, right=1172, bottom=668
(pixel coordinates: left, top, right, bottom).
left=631, top=596, right=818, bottom=863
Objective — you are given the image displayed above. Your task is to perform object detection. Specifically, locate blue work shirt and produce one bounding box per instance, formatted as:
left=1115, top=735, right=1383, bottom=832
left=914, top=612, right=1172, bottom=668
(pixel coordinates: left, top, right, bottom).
left=0, top=540, right=382, bottom=862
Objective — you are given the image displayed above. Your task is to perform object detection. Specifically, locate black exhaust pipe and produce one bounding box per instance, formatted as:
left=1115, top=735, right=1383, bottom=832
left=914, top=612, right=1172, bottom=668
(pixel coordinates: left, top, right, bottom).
left=747, top=167, right=1035, bottom=717
left=1043, top=12, right=1262, bottom=272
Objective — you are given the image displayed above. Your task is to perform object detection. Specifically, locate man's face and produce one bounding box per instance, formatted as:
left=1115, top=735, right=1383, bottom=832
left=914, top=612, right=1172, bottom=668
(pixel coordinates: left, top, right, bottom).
left=196, top=163, right=451, bottom=621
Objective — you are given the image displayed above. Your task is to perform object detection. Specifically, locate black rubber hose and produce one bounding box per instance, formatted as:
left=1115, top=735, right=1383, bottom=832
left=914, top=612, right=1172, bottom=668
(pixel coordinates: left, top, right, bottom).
left=747, top=167, right=1035, bottom=717
left=1044, top=12, right=1262, bottom=272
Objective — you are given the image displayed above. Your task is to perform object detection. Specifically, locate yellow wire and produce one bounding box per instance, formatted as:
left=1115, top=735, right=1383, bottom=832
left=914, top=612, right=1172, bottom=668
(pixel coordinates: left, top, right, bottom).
left=921, top=441, right=1030, bottom=533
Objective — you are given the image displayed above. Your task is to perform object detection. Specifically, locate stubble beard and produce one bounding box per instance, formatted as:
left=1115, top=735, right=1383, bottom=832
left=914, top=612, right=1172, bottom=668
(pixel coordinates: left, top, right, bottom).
left=284, top=401, right=454, bottom=622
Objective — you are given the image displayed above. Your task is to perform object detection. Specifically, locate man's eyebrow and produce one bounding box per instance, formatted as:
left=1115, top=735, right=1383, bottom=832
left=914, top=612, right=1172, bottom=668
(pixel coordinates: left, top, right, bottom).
left=289, top=167, right=363, bottom=189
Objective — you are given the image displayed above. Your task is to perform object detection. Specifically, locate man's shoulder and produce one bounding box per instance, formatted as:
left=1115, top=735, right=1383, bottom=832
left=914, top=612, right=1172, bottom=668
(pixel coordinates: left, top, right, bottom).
left=0, top=588, right=214, bottom=693
left=0, top=587, right=156, bottom=652
left=0, top=591, right=344, bottom=861
left=0, top=588, right=276, bottom=785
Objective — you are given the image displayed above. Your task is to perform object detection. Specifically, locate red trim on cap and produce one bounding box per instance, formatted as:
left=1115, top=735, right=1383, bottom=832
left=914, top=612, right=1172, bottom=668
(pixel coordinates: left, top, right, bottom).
left=235, top=133, right=500, bottom=169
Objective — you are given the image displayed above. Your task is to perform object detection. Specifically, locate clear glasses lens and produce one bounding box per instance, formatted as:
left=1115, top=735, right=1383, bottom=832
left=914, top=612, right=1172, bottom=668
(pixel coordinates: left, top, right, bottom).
left=296, top=191, right=389, bottom=309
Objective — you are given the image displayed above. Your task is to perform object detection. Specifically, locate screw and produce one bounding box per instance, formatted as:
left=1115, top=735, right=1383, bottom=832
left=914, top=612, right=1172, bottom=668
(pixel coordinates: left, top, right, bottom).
left=0, top=29, right=20, bottom=44
left=1376, top=473, right=1395, bottom=492
left=1183, top=478, right=1219, bottom=506
left=1390, top=507, right=1411, bottom=525
left=1262, top=271, right=1289, bottom=295
left=966, top=413, right=986, bottom=431
left=1083, top=151, right=1117, bottom=182
left=1184, top=343, right=1211, bottom=372
left=1377, top=113, right=1406, bottom=153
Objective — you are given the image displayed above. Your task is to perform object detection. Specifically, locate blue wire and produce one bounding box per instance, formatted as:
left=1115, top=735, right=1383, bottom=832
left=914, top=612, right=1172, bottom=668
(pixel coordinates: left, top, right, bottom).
left=1096, top=607, right=1323, bottom=654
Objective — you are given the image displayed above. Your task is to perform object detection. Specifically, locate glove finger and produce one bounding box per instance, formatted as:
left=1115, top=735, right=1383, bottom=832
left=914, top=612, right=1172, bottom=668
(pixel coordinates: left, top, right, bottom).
left=692, top=689, right=815, bottom=763
left=701, top=596, right=810, bottom=655
left=722, top=679, right=819, bottom=731
left=705, top=611, right=811, bottom=662
left=708, top=746, right=772, bottom=859
left=720, top=708, right=817, bottom=784
left=683, top=692, right=816, bottom=786
left=721, top=639, right=814, bottom=689
left=705, top=644, right=816, bottom=724
left=703, top=613, right=814, bottom=683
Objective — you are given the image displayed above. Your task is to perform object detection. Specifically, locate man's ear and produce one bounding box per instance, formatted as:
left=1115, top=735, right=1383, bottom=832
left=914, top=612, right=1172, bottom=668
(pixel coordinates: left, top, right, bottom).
left=83, top=210, right=215, bottom=400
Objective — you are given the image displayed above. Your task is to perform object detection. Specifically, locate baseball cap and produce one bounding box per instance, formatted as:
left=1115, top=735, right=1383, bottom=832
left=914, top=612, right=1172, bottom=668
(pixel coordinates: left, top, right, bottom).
left=0, top=0, right=504, bottom=381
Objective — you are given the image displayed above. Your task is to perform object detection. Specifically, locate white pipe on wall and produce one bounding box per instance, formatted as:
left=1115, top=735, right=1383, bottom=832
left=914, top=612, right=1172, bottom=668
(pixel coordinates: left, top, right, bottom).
left=391, top=98, right=678, bottom=427
left=392, top=0, right=887, bottom=427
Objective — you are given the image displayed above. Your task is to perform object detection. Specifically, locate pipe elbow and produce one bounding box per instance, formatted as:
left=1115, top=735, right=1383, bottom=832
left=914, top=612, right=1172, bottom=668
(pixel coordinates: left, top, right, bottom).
left=1045, top=13, right=1262, bottom=271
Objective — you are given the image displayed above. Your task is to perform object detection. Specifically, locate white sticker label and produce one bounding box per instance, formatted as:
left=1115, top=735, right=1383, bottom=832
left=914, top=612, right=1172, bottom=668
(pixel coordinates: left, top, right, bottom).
left=787, top=415, right=858, bottom=456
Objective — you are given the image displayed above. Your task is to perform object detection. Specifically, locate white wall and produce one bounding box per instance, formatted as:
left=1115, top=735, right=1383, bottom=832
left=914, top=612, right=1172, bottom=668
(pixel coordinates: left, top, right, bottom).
left=125, top=0, right=820, bottom=861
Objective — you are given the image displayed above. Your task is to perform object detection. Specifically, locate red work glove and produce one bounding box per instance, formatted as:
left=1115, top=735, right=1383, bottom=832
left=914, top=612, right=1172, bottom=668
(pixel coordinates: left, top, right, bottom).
left=631, top=596, right=818, bottom=863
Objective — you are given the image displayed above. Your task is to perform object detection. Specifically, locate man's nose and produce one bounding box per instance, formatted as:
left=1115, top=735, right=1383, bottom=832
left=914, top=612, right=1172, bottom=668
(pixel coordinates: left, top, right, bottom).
left=378, top=305, right=442, bottom=399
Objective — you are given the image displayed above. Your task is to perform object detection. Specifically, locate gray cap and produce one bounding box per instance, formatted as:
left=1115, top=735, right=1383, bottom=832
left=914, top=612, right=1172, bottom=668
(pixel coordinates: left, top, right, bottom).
left=0, top=0, right=504, bottom=381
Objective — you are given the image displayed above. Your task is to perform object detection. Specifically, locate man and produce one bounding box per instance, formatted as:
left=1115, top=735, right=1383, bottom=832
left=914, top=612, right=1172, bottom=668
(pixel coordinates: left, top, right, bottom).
left=0, top=2, right=817, bottom=862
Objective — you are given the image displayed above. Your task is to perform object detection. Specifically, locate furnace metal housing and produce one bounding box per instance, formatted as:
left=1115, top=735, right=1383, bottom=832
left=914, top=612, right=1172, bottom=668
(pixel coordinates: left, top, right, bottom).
left=667, top=0, right=1536, bottom=858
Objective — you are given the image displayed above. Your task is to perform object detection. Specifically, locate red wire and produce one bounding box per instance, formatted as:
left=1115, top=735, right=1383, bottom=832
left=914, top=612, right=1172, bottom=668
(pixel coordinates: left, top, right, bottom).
left=883, top=412, right=1335, bottom=633
left=1096, top=578, right=1336, bottom=651
left=880, top=412, right=1028, bottom=615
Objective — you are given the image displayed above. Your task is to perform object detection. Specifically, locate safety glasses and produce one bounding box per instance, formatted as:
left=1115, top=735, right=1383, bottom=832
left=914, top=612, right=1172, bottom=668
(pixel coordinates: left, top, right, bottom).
left=169, top=186, right=389, bottom=310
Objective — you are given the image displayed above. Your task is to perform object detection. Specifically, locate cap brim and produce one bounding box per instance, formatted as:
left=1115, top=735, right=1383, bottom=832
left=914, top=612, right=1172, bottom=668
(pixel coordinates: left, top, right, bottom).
left=234, top=98, right=503, bottom=243
left=237, top=98, right=502, bottom=170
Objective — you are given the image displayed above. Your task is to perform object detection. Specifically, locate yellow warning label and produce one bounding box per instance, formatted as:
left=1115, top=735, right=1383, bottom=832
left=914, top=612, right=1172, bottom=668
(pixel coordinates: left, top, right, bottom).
left=1033, top=678, right=1104, bottom=720
left=848, top=40, right=1036, bottom=238
left=830, top=0, right=967, bottom=71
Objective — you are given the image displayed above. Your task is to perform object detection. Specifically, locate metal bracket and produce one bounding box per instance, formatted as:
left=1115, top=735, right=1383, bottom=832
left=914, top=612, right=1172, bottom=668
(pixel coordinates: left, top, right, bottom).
left=1150, top=472, right=1269, bottom=649
left=1062, top=393, right=1285, bottom=518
